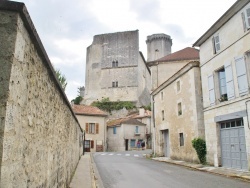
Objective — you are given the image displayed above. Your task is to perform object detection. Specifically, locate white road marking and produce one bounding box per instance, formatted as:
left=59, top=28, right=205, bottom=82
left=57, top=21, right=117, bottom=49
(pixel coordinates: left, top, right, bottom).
left=101, top=153, right=106, bottom=155
left=125, top=154, right=130, bottom=156
left=117, top=154, right=121, bottom=155
left=109, top=153, right=114, bottom=155
left=134, top=155, right=139, bottom=157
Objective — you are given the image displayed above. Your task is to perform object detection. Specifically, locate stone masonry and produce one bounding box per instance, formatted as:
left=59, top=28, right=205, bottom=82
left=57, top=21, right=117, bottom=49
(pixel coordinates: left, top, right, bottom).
left=0, top=1, right=83, bottom=187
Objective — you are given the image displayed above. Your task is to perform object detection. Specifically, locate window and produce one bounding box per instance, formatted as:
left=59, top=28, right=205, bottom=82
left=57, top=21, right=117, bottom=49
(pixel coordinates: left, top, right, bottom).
left=161, top=92, right=163, bottom=100
left=85, top=123, right=99, bottom=134
left=162, top=110, right=164, bottom=121
left=178, top=103, right=182, bottom=116
left=113, top=127, right=116, bottom=134
left=212, top=34, right=220, bottom=54
left=112, top=60, right=118, bottom=67
left=218, top=68, right=228, bottom=101
left=235, top=56, right=248, bottom=95
left=130, top=139, right=136, bottom=147
left=179, top=133, right=184, bottom=146
left=135, top=126, right=139, bottom=133
left=242, top=6, right=250, bottom=31
left=112, top=81, right=118, bottom=87
left=177, top=81, right=180, bottom=92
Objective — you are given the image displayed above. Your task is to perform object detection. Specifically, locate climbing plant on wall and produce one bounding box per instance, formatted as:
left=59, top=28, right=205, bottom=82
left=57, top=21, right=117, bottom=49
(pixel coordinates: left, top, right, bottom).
left=92, top=98, right=135, bottom=113
left=192, top=138, right=207, bottom=164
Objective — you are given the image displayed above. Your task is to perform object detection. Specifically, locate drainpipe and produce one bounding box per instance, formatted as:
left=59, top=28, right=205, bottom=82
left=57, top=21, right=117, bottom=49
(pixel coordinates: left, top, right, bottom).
left=245, top=100, right=250, bottom=129
left=152, top=95, right=156, bottom=156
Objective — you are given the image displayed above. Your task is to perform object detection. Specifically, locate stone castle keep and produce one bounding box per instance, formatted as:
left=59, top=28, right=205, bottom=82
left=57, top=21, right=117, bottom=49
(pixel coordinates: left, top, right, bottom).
left=83, top=30, right=172, bottom=106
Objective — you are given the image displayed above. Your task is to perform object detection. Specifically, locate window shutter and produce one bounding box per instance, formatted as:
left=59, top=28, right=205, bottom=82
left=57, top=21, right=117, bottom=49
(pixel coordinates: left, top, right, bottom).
left=96, top=123, right=99, bottom=134
left=91, top=140, right=94, bottom=148
left=208, top=74, right=215, bottom=105
left=241, top=12, right=247, bottom=32
left=245, top=7, right=250, bottom=29
left=85, top=123, right=89, bottom=134
left=212, top=37, right=216, bottom=54
left=235, top=56, right=248, bottom=95
left=224, top=62, right=235, bottom=100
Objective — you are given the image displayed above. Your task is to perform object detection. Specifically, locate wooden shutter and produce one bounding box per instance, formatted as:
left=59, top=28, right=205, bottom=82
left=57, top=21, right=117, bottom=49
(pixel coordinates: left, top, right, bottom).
left=224, top=62, right=235, bottom=100
left=212, top=37, right=216, bottom=54
left=245, top=7, right=250, bottom=29
left=235, top=56, right=248, bottom=95
left=85, top=123, right=89, bottom=134
left=208, top=74, right=215, bottom=105
left=91, top=140, right=94, bottom=148
left=95, top=123, right=99, bottom=134
left=242, top=12, right=247, bottom=32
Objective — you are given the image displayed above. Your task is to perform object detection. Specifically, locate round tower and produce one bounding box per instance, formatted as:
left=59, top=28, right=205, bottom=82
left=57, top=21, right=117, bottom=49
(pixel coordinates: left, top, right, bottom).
left=146, top=33, right=172, bottom=61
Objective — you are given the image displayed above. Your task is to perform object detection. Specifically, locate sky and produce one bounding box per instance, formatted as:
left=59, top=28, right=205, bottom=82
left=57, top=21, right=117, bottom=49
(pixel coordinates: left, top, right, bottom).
left=13, top=0, right=237, bottom=101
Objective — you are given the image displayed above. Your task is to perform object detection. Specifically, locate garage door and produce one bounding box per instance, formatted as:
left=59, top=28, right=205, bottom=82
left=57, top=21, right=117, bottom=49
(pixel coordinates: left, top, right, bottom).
left=220, top=119, right=248, bottom=170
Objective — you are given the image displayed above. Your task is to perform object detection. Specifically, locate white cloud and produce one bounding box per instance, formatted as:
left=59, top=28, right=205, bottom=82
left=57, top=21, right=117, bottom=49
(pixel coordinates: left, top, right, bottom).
left=16, top=0, right=237, bottom=101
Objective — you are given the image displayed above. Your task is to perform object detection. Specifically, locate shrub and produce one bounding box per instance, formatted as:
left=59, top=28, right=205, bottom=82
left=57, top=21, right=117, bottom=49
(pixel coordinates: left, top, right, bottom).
left=192, top=138, right=207, bottom=164
left=92, top=98, right=135, bottom=113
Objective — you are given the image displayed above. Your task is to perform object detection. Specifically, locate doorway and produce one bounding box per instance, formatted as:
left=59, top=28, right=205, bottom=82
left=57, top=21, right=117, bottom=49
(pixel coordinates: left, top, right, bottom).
left=163, top=130, right=170, bottom=157
left=125, top=139, right=128, bottom=151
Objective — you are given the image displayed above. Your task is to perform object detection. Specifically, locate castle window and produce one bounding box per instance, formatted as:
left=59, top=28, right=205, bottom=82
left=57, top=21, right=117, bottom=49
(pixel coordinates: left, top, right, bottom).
left=112, top=60, right=118, bottom=67
left=178, top=102, right=182, bottom=116
left=162, top=110, right=164, bottom=121
left=112, top=81, right=118, bottom=87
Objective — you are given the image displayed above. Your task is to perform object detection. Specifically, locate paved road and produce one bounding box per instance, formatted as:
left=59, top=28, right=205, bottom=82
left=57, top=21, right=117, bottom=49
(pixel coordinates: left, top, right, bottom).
left=93, top=151, right=250, bottom=188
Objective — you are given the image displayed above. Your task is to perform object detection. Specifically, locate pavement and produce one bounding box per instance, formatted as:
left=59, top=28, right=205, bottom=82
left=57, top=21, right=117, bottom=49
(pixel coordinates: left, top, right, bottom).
left=152, top=156, right=250, bottom=183
left=69, top=152, right=250, bottom=188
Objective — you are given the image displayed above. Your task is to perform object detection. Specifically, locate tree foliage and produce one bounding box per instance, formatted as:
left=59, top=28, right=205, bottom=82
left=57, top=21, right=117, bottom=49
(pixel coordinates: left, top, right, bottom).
left=92, top=97, right=135, bottom=113
left=192, top=138, right=207, bottom=164
left=71, top=87, right=83, bottom=104
left=55, top=69, right=67, bottom=91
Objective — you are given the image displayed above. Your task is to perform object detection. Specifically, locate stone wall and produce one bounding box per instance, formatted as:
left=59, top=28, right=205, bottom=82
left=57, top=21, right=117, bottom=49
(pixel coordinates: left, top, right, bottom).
left=0, top=2, right=83, bottom=187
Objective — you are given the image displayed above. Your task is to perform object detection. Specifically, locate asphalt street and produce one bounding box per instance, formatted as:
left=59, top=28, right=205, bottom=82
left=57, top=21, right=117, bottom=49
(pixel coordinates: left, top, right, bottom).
left=93, top=151, right=250, bottom=188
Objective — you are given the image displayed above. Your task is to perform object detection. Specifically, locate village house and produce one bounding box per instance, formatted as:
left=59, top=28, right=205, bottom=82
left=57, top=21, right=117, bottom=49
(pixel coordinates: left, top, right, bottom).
left=193, top=0, right=250, bottom=170
left=150, top=48, right=204, bottom=162
left=72, top=105, right=108, bottom=152
left=107, top=114, right=147, bottom=152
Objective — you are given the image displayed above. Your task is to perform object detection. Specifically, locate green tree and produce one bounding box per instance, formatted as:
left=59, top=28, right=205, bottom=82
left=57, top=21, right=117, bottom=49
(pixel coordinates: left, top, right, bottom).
left=192, top=138, right=207, bottom=164
left=71, top=87, right=83, bottom=104
left=55, top=69, right=67, bottom=91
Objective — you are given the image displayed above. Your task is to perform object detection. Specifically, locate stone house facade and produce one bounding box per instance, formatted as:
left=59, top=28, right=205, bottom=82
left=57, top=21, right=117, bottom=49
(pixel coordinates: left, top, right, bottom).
left=193, top=0, right=250, bottom=170
left=0, top=2, right=83, bottom=187
left=83, top=30, right=151, bottom=107
left=148, top=47, right=199, bottom=91
left=107, top=117, right=146, bottom=151
left=72, top=105, right=108, bottom=152
left=151, top=57, right=204, bottom=162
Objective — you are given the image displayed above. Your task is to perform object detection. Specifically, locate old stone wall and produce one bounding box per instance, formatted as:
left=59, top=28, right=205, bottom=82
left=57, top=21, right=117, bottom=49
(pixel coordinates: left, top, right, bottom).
left=0, top=2, right=82, bottom=187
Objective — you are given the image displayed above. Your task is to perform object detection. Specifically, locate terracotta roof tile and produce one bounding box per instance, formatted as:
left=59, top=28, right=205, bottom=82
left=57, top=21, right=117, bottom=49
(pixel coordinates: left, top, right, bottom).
left=155, top=47, right=199, bottom=63
left=72, top=105, right=108, bottom=116
left=107, top=118, right=145, bottom=127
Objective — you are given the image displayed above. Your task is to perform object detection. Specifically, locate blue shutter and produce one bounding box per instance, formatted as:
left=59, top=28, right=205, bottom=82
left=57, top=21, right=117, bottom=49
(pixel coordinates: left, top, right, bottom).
left=224, top=62, right=235, bottom=100
left=235, top=56, right=248, bottom=95
left=208, top=74, right=215, bottom=105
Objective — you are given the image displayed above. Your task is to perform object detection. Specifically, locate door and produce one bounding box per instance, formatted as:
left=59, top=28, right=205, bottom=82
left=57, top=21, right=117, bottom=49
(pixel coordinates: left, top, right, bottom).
left=163, top=130, right=169, bottom=157
left=84, top=140, right=90, bottom=152
left=125, top=139, right=128, bottom=151
left=220, top=119, right=247, bottom=170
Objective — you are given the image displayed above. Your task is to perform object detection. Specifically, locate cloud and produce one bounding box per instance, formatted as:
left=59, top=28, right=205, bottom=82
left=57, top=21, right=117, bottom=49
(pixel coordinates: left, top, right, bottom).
left=129, top=0, right=161, bottom=23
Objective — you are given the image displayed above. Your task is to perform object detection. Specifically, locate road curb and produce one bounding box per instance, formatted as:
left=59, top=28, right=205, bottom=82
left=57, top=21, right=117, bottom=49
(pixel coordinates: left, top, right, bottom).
left=152, top=158, right=250, bottom=183
left=90, top=153, right=105, bottom=188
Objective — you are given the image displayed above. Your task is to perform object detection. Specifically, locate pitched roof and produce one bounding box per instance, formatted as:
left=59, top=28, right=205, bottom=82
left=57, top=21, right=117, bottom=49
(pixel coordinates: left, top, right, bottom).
left=72, top=105, right=108, bottom=116
left=107, top=117, right=146, bottom=127
left=193, top=0, right=249, bottom=47
left=128, top=110, right=151, bottom=118
left=149, top=47, right=199, bottom=64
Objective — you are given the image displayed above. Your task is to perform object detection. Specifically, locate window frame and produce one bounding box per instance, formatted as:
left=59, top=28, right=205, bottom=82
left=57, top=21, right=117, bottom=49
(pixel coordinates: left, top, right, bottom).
left=113, top=127, right=117, bottom=134
left=179, top=133, right=184, bottom=146
left=177, top=102, right=182, bottom=116
left=212, top=34, right=220, bottom=54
